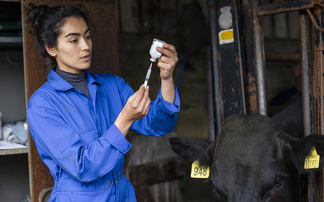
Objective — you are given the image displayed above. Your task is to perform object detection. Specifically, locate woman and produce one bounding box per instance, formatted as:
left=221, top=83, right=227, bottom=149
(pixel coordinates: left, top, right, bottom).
left=25, top=3, right=180, bottom=202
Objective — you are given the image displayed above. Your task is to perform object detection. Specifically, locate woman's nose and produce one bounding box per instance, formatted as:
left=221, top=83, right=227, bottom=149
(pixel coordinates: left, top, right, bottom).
left=81, top=38, right=90, bottom=50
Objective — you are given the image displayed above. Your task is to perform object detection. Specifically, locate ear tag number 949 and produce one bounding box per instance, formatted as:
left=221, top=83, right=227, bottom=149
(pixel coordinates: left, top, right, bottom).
left=191, top=160, right=210, bottom=179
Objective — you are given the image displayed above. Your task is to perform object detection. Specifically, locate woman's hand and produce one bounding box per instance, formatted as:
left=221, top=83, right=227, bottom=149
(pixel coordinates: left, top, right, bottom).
left=156, top=43, right=178, bottom=104
left=157, top=43, right=178, bottom=80
left=114, top=85, right=151, bottom=136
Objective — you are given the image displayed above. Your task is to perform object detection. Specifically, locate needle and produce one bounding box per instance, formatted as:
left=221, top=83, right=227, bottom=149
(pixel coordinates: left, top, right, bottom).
left=143, top=62, right=153, bottom=87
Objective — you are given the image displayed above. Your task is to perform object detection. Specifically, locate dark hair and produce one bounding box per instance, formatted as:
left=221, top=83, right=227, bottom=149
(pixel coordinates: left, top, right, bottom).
left=25, top=3, right=95, bottom=70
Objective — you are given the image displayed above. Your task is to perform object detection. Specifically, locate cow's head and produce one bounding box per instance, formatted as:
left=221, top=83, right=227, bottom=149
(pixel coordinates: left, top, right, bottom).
left=170, top=114, right=324, bottom=202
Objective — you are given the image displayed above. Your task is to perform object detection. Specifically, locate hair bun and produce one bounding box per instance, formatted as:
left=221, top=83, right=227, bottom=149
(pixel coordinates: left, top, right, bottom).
left=25, top=3, right=49, bottom=34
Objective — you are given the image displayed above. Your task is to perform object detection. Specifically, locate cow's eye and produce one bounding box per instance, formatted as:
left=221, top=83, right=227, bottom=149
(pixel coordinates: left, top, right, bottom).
left=274, top=176, right=282, bottom=188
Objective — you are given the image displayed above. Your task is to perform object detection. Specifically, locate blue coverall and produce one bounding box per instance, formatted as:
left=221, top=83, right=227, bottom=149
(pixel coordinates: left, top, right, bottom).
left=27, top=68, right=180, bottom=202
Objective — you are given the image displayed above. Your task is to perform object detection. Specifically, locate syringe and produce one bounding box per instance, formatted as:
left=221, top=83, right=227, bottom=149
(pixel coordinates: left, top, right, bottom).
left=143, top=38, right=165, bottom=87
left=143, top=62, right=153, bottom=87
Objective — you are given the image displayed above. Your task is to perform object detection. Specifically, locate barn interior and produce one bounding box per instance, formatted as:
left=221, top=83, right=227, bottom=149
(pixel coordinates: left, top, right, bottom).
left=0, top=0, right=312, bottom=201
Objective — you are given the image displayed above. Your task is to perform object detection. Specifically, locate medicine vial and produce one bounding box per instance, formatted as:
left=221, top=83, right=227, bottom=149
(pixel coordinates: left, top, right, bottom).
left=149, top=38, right=165, bottom=62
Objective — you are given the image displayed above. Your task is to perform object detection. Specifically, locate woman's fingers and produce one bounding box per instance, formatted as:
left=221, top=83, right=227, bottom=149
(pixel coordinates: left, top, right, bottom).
left=128, top=85, right=150, bottom=118
left=155, top=43, right=178, bottom=79
left=138, top=85, right=150, bottom=114
left=159, top=43, right=178, bottom=57
left=142, top=86, right=151, bottom=115
left=130, top=85, right=145, bottom=108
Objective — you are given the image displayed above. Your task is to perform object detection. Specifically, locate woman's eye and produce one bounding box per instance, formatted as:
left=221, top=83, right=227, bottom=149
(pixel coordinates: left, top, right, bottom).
left=86, top=35, right=91, bottom=40
left=70, top=39, right=78, bottom=43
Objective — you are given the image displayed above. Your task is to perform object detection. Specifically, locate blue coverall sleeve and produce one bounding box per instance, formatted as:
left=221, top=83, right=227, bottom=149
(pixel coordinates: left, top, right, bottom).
left=113, top=75, right=180, bottom=136
left=28, top=97, right=132, bottom=183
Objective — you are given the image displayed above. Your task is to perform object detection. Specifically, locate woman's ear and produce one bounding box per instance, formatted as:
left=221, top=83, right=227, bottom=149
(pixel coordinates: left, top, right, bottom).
left=45, top=45, right=57, bottom=57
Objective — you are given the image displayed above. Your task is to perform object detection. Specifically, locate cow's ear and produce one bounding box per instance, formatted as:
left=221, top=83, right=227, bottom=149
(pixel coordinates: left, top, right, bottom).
left=290, top=134, right=324, bottom=173
left=169, top=137, right=215, bottom=166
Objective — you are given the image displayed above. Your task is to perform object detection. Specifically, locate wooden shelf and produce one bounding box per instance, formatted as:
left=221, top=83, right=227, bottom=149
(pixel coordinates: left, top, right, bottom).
left=0, top=147, right=28, bottom=155
left=0, top=140, right=28, bottom=155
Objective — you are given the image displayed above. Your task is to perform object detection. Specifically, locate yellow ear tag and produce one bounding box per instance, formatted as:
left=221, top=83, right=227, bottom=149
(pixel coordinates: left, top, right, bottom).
left=304, top=146, right=320, bottom=169
left=191, top=160, right=210, bottom=178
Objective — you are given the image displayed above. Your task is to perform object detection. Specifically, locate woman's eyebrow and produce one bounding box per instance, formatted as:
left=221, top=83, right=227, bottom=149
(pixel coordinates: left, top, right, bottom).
left=65, top=28, right=90, bottom=38
left=65, top=32, right=80, bottom=38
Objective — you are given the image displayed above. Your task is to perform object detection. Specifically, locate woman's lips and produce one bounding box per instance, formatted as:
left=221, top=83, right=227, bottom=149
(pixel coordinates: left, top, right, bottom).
left=81, top=54, right=91, bottom=61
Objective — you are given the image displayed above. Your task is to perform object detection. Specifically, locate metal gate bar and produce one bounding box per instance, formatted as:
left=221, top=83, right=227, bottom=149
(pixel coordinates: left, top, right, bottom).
left=208, top=0, right=222, bottom=136
left=265, top=52, right=300, bottom=62
left=252, top=0, right=267, bottom=116
left=300, top=9, right=314, bottom=202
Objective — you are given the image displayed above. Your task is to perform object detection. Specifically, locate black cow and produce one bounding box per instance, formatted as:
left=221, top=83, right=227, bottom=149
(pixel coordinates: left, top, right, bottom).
left=170, top=94, right=324, bottom=201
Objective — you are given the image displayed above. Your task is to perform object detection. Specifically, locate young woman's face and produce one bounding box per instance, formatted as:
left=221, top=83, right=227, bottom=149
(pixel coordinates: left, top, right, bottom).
left=47, top=17, right=92, bottom=73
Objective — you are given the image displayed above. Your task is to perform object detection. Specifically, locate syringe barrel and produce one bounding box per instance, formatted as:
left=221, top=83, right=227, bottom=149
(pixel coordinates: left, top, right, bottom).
left=143, top=68, right=152, bottom=87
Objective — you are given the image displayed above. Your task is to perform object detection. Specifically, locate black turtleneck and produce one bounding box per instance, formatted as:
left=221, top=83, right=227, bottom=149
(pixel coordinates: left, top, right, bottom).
left=55, top=68, right=90, bottom=98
